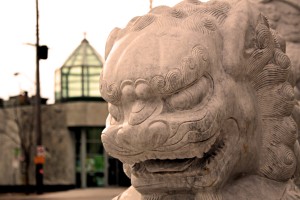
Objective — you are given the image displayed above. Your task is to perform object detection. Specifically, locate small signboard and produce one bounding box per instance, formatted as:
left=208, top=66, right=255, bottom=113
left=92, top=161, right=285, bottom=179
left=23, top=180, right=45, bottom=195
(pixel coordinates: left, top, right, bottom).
left=34, top=156, right=45, bottom=164
left=37, top=146, right=45, bottom=157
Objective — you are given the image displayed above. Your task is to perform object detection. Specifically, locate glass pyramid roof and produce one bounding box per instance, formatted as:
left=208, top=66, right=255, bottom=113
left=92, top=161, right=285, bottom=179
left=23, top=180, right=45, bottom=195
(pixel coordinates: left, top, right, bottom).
left=63, top=38, right=104, bottom=67
left=55, top=38, right=104, bottom=102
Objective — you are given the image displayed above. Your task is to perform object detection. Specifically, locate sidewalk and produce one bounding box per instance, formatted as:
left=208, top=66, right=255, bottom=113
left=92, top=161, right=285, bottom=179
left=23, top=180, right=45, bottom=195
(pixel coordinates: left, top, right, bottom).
left=0, top=187, right=126, bottom=200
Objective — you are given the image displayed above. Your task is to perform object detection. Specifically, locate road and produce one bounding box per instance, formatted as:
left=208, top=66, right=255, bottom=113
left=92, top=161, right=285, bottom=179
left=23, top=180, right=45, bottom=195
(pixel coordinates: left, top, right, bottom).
left=0, top=187, right=126, bottom=200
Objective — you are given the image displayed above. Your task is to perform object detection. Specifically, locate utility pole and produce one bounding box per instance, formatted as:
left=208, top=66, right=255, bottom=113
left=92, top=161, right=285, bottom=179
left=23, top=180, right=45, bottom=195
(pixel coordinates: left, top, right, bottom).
left=34, top=0, right=48, bottom=194
left=35, top=0, right=43, bottom=194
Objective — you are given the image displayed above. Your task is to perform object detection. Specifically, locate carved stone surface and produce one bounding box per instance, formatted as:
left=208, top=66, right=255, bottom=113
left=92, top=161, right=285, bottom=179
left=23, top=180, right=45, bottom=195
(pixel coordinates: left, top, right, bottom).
left=100, top=0, right=300, bottom=199
left=252, top=0, right=300, bottom=187
left=252, top=0, right=300, bottom=122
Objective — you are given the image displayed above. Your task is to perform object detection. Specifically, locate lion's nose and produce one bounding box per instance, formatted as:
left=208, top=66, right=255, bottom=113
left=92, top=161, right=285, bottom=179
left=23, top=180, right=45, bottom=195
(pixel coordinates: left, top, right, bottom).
left=116, top=121, right=169, bottom=151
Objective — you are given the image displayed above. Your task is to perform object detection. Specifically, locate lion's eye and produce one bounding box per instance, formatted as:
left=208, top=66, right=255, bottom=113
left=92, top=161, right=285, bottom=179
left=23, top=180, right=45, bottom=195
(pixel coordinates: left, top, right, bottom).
left=108, top=103, right=122, bottom=123
left=167, top=76, right=212, bottom=110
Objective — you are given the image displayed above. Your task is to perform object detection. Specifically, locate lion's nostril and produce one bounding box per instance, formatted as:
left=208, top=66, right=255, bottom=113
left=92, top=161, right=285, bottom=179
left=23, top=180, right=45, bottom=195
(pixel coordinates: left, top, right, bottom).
left=147, top=122, right=167, bottom=135
left=144, top=121, right=169, bottom=149
left=116, top=125, right=134, bottom=147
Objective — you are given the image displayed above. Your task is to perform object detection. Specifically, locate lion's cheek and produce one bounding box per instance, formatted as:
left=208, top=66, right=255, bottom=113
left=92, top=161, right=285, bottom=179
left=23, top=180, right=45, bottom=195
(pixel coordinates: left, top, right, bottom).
left=217, top=80, right=261, bottom=168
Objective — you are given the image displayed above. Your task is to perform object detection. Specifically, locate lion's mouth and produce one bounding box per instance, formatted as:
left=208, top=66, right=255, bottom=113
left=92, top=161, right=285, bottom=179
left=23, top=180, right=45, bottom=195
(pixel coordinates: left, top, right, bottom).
left=143, top=158, right=194, bottom=173
left=130, top=119, right=242, bottom=192
left=132, top=136, right=225, bottom=175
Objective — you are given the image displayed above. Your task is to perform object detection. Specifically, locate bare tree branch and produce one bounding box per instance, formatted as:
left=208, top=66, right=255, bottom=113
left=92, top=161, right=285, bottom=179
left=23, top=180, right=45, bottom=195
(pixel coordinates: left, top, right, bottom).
left=0, top=132, right=20, bottom=145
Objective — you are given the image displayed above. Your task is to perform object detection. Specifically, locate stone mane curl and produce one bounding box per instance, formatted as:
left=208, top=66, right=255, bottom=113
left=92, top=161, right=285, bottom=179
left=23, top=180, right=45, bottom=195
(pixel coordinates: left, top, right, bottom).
left=247, top=16, right=297, bottom=181
left=105, top=0, right=230, bottom=59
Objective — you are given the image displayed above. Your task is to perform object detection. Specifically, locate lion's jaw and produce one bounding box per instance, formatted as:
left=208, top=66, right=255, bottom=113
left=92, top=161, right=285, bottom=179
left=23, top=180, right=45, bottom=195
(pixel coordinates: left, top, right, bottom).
left=100, top=31, right=259, bottom=196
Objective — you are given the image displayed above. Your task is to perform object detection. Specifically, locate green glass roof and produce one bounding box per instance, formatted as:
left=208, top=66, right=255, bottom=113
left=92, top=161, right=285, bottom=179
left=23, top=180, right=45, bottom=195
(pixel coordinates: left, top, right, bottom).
left=55, top=38, right=104, bottom=103
left=63, top=38, right=104, bottom=67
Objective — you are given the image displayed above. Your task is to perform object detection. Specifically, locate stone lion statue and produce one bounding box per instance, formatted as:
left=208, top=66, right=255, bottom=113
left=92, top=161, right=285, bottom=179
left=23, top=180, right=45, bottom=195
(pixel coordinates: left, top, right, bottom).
left=100, top=0, right=300, bottom=199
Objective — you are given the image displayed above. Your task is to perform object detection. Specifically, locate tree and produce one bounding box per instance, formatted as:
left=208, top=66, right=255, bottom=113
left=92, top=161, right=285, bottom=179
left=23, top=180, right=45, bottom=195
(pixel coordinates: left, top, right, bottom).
left=0, top=96, right=35, bottom=193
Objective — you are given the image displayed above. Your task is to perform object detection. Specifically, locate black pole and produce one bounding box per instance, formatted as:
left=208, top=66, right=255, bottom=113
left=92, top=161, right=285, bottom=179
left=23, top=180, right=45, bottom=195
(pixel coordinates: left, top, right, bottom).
left=35, top=0, right=43, bottom=194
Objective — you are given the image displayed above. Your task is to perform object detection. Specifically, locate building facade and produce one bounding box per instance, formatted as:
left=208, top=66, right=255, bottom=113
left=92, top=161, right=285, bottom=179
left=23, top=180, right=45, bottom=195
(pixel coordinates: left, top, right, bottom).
left=0, top=38, right=129, bottom=192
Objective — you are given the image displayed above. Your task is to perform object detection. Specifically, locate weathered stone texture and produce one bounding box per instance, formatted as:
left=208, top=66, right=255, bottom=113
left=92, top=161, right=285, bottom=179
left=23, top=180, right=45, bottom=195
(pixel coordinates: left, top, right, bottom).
left=42, top=105, right=75, bottom=185
left=63, top=102, right=108, bottom=127
left=253, top=0, right=300, bottom=88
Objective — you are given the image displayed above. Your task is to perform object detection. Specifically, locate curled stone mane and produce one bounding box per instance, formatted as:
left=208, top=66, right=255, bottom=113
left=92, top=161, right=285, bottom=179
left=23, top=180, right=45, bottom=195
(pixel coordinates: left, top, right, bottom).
left=102, top=0, right=300, bottom=199
left=247, top=15, right=297, bottom=181
left=105, top=0, right=231, bottom=59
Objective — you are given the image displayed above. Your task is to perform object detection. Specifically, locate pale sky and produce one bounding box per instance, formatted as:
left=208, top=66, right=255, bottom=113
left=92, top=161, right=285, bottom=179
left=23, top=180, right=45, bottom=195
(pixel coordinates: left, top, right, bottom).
left=0, top=0, right=207, bottom=104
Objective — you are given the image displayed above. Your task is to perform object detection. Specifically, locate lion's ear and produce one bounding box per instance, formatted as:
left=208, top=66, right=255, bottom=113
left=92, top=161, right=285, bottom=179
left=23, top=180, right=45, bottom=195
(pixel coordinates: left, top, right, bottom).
left=105, top=27, right=121, bottom=60
left=220, top=0, right=257, bottom=77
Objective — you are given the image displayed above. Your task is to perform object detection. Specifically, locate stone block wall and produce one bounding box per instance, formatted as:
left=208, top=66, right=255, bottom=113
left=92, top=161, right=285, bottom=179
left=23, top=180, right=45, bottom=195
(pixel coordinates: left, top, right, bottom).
left=0, top=104, right=75, bottom=186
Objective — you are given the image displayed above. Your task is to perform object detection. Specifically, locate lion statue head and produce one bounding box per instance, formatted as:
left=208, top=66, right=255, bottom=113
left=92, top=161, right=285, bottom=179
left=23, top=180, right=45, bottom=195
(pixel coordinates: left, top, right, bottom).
left=100, top=0, right=300, bottom=199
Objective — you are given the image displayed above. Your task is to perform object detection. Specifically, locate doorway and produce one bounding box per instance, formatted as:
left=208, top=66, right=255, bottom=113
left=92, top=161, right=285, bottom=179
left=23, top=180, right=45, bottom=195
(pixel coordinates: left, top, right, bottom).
left=74, top=127, right=130, bottom=187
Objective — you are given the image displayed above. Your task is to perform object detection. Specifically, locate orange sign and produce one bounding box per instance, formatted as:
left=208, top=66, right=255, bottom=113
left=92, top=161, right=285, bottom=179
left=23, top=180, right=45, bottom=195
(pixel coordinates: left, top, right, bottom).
left=34, top=156, right=45, bottom=164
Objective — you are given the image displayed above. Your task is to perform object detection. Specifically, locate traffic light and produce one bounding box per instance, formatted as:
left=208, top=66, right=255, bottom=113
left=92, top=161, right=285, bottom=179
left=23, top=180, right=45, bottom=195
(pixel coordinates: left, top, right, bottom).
left=38, top=45, right=48, bottom=60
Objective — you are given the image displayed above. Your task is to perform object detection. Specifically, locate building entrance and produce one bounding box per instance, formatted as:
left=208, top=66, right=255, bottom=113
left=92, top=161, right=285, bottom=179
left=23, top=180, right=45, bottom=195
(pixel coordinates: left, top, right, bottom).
left=74, top=127, right=130, bottom=188
left=75, top=127, right=104, bottom=187
left=108, top=157, right=130, bottom=186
